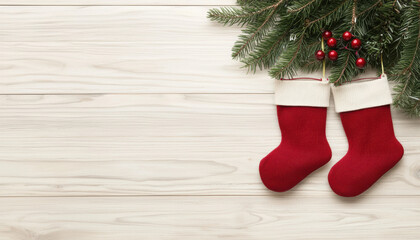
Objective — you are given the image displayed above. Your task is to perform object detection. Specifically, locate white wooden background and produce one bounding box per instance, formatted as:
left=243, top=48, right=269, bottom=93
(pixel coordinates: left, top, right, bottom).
left=0, top=1, right=419, bottom=239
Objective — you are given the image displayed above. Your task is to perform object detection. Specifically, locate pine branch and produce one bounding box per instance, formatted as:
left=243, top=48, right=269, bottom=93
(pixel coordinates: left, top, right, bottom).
left=390, top=2, right=419, bottom=79
left=209, top=0, right=420, bottom=116
left=288, top=0, right=317, bottom=13
left=208, top=4, right=275, bottom=27
left=351, top=0, right=357, bottom=27
left=333, top=53, right=351, bottom=84
left=390, top=0, right=420, bottom=115
left=232, top=0, right=284, bottom=58
left=241, top=29, right=289, bottom=71
left=236, top=0, right=277, bottom=7
left=393, top=74, right=420, bottom=116
left=356, top=0, right=382, bottom=17
left=395, top=77, right=411, bottom=101
left=402, top=23, right=420, bottom=74
left=269, top=30, right=306, bottom=79
left=330, top=50, right=359, bottom=85
left=208, top=1, right=284, bottom=27
left=306, top=0, right=349, bottom=26
left=299, top=40, right=326, bottom=72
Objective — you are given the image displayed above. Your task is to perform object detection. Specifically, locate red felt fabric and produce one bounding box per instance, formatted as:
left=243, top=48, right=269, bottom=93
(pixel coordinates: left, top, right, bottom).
left=259, top=106, right=332, bottom=192
left=328, top=105, right=404, bottom=197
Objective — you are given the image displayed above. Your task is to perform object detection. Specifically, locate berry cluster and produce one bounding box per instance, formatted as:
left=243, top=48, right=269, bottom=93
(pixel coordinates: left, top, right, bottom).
left=315, top=30, right=366, bottom=69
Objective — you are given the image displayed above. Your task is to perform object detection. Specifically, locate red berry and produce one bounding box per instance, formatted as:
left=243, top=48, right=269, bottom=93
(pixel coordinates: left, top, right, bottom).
left=315, top=50, right=325, bottom=60
left=342, top=31, right=352, bottom=41
left=351, top=38, right=361, bottom=49
left=322, top=30, right=332, bottom=40
left=327, top=37, right=337, bottom=48
left=328, top=50, right=338, bottom=61
left=356, top=57, right=366, bottom=68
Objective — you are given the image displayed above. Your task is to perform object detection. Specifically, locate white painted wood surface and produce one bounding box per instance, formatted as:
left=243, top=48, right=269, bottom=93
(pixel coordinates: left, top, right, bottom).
left=1, top=196, right=419, bottom=240
left=0, top=0, right=236, bottom=5
left=1, top=1, right=419, bottom=239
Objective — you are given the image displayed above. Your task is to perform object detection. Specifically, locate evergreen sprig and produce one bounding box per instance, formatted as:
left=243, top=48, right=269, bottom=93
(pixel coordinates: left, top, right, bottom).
left=208, top=0, right=420, bottom=116
left=390, top=1, right=420, bottom=116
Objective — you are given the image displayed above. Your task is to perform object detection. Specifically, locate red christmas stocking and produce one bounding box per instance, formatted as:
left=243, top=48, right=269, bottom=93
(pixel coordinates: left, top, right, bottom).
left=329, top=75, right=404, bottom=197
left=259, top=79, right=332, bottom=192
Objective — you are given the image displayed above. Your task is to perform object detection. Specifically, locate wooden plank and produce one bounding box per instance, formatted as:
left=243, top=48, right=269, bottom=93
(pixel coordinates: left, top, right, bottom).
left=0, top=0, right=237, bottom=6
left=1, top=196, right=420, bottom=239
left=0, top=94, right=418, bottom=197
left=0, top=42, right=273, bottom=94
left=0, top=6, right=239, bottom=42
left=0, top=6, right=272, bottom=94
left=0, top=9, right=379, bottom=94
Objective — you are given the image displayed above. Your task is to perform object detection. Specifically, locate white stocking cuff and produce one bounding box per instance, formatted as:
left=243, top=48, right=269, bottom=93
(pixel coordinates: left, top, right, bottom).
left=331, top=75, right=392, bottom=113
left=274, top=79, right=330, bottom=107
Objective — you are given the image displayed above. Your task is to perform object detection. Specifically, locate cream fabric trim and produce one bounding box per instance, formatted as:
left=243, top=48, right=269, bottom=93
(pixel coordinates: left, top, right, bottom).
left=331, top=75, right=392, bottom=113
left=274, top=79, right=330, bottom=107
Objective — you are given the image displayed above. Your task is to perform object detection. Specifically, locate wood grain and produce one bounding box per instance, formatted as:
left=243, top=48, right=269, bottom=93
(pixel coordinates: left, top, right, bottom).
left=0, top=94, right=418, bottom=197
left=0, top=42, right=273, bottom=94
left=0, top=7, right=277, bottom=94
left=0, top=6, right=237, bottom=42
left=1, top=2, right=419, bottom=238
left=0, top=8, right=380, bottom=94
left=0, top=0, right=236, bottom=6
left=1, top=196, right=420, bottom=239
